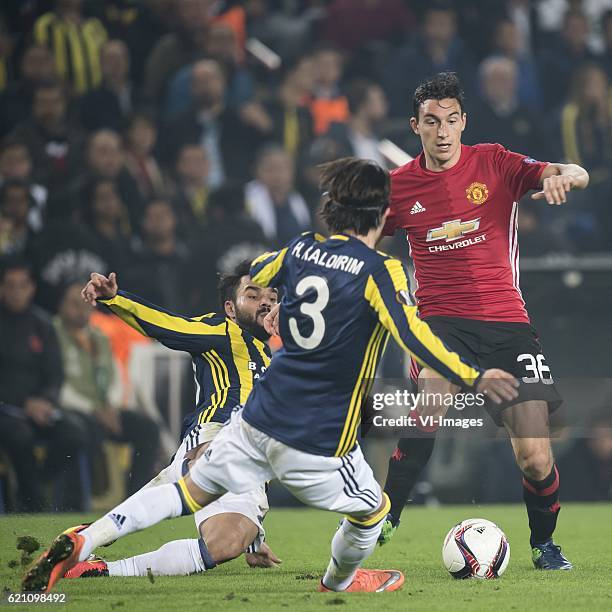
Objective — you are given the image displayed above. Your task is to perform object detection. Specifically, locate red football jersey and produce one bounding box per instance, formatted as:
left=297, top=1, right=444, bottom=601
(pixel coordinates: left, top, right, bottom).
left=385, top=143, right=548, bottom=323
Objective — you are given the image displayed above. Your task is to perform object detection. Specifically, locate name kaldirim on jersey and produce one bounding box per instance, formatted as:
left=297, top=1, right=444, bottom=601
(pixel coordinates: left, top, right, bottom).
left=291, top=240, right=365, bottom=275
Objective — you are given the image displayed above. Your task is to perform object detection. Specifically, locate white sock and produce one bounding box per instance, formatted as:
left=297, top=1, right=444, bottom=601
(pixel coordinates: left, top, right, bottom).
left=78, top=484, right=184, bottom=561
left=107, top=539, right=206, bottom=577
left=322, top=519, right=384, bottom=591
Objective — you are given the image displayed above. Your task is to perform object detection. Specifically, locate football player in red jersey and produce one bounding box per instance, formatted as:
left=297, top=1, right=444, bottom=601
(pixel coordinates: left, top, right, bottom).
left=380, top=72, right=589, bottom=570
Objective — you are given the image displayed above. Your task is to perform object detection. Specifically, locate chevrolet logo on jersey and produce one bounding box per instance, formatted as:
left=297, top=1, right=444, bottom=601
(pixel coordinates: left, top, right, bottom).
left=426, top=218, right=481, bottom=242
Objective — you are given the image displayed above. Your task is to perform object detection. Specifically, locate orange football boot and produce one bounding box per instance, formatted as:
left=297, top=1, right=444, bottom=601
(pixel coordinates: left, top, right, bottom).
left=22, top=529, right=85, bottom=592
left=318, top=568, right=404, bottom=593
left=64, top=557, right=108, bottom=578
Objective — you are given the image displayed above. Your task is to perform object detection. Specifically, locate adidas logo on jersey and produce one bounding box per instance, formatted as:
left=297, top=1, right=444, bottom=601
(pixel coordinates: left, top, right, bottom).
left=410, top=201, right=426, bottom=214
left=109, top=513, right=127, bottom=529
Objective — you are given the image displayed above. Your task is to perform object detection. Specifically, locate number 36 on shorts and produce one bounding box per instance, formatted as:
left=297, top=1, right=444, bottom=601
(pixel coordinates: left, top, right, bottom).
left=516, top=353, right=554, bottom=385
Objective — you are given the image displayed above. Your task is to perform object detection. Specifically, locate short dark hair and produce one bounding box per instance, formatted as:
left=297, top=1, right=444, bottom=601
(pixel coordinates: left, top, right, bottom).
left=0, top=255, right=33, bottom=282
left=217, top=260, right=252, bottom=309
left=80, top=177, right=118, bottom=224
left=318, top=157, right=389, bottom=235
left=413, top=72, right=465, bottom=118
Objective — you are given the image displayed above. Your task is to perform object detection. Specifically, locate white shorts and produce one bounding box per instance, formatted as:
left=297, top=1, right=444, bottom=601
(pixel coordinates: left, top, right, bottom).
left=190, top=410, right=383, bottom=521
left=144, top=422, right=268, bottom=544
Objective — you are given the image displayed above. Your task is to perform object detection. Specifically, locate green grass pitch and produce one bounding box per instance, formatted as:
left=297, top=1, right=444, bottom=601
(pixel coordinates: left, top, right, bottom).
left=1, top=503, right=611, bottom=611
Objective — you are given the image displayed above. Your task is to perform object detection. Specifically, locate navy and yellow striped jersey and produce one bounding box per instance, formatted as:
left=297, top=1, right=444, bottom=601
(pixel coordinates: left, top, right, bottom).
left=244, top=232, right=483, bottom=457
left=99, top=290, right=271, bottom=436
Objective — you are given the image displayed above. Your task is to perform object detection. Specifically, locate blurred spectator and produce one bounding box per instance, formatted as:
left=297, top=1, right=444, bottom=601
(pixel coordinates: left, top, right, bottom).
left=323, top=79, right=388, bottom=167
left=385, top=1, right=476, bottom=118
left=79, top=39, right=137, bottom=132
left=0, top=139, right=48, bottom=231
left=93, top=0, right=172, bottom=87
left=537, top=0, right=612, bottom=52
left=33, top=0, right=108, bottom=96
left=321, top=0, right=414, bottom=53
left=505, top=0, right=535, bottom=57
left=239, top=0, right=315, bottom=62
left=263, top=56, right=315, bottom=166
left=0, top=179, right=37, bottom=256
left=550, top=62, right=612, bottom=249
left=55, top=283, right=160, bottom=495
left=79, top=178, right=132, bottom=274
left=162, top=59, right=264, bottom=188
left=309, top=45, right=349, bottom=136
left=124, top=198, right=195, bottom=313
left=196, top=182, right=270, bottom=312
left=0, top=258, right=86, bottom=511
left=72, top=129, right=143, bottom=230
left=557, top=409, right=612, bottom=500
left=538, top=9, right=600, bottom=108
left=490, top=17, right=543, bottom=112
left=601, top=8, right=612, bottom=77
left=172, top=143, right=210, bottom=236
left=9, top=81, right=84, bottom=197
left=518, top=200, right=569, bottom=256
left=555, top=62, right=612, bottom=172
left=245, top=145, right=311, bottom=246
left=164, top=21, right=254, bottom=118
left=0, top=44, right=57, bottom=138
left=467, top=57, right=540, bottom=156
left=28, top=214, right=110, bottom=312
left=0, top=16, right=12, bottom=92
left=144, top=0, right=212, bottom=103
left=124, top=113, right=165, bottom=202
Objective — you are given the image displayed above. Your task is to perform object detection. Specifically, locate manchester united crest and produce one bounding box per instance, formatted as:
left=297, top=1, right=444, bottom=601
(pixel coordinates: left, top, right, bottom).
left=466, top=182, right=489, bottom=205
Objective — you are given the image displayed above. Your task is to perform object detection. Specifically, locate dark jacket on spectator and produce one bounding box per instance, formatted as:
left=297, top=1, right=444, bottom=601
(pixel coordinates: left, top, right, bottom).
left=161, top=108, right=264, bottom=186
left=0, top=303, right=63, bottom=409
left=9, top=120, right=84, bottom=198
left=78, top=85, right=138, bottom=133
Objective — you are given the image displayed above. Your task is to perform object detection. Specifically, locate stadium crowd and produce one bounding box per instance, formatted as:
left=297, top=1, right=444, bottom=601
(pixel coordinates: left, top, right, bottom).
left=0, top=0, right=611, bottom=512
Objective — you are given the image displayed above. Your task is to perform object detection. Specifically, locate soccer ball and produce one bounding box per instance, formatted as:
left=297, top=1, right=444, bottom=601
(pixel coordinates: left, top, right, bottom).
left=442, top=518, right=510, bottom=579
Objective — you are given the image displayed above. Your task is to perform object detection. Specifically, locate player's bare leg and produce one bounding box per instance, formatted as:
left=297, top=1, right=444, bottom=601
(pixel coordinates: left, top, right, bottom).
left=319, top=494, right=404, bottom=593
left=502, top=400, right=572, bottom=570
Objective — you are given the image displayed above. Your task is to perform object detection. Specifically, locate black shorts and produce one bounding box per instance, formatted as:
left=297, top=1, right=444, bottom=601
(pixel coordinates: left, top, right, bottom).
left=412, top=316, right=562, bottom=426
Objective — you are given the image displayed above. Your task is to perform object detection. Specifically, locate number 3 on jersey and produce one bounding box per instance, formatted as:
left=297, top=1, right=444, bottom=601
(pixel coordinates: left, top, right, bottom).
left=289, top=275, right=329, bottom=349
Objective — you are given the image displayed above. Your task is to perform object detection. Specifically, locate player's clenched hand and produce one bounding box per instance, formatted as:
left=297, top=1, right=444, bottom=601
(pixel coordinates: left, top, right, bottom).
left=476, top=369, right=520, bottom=405
left=531, top=174, right=575, bottom=205
left=264, top=303, right=280, bottom=336
left=245, top=542, right=282, bottom=568
left=81, top=272, right=118, bottom=306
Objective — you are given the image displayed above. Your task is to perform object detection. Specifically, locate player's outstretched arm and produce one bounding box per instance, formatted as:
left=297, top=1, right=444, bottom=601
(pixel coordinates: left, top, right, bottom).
left=366, top=259, right=518, bottom=403
left=250, top=249, right=287, bottom=288
left=531, top=163, right=589, bottom=205
left=81, top=272, right=226, bottom=352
